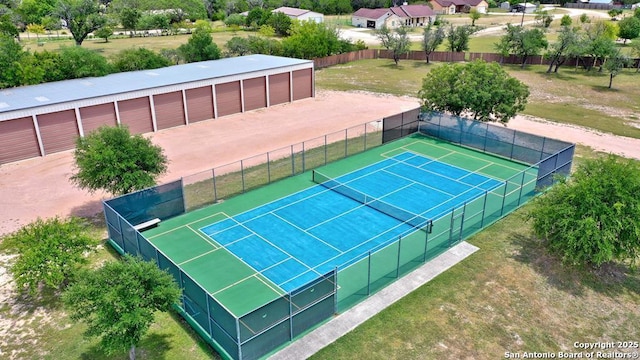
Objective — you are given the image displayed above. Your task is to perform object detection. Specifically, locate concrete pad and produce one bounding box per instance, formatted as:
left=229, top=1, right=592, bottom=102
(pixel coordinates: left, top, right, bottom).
left=268, top=241, right=480, bottom=360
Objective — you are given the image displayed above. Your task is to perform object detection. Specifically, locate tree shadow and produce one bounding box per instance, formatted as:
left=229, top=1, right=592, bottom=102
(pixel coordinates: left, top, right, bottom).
left=591, top=84, right=622, bottom=93
left=167, top=311, right=220, bottom=359
left=379, top=62, right=404, bottom=70
left=80, top=333, right=174, bottom=360
left=69, top=199, right=104, bottom=221
left=509, top=232, right=640, bottom=297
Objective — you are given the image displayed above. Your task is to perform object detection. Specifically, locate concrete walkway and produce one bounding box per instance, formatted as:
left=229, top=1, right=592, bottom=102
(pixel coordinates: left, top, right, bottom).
left=268, top=241, right=480, bottom=360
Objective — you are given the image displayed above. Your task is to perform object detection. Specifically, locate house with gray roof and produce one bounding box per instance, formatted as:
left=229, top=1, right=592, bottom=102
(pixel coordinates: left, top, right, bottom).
left=272, top=6, right=324, bottom=23
left=352, top=4, right=436, bottom=29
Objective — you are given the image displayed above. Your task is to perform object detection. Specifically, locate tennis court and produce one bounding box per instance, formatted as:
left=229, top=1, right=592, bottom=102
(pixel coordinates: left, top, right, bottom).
left=142, top=135, right=533, bottom=316
left=104, top=112, right=575, bottom=360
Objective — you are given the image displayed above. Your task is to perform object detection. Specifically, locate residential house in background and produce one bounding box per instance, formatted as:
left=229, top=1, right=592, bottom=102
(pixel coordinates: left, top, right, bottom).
left=430, top=0, right=489, bottom=14
left=352, top=4, right=436, bottom=29
left=272, top=6, right=324, bottom=23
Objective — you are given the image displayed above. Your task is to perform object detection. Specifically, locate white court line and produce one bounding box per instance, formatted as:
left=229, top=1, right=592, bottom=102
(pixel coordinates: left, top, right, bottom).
left=271, top=212, right=343, bottom=253
left=179, top=248, right=219, bottom=266
left=146, top=211, right=230, bottom=239
left=186, top=224, right=221, bottom=248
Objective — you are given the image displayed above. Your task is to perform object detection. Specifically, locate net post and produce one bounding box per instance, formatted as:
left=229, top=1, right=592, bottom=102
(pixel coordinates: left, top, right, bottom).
left=367, top=251, right=372, bottom=296
left=500, top=180, right=508, bottom=217
left=480, top=190, right=488, bottom=228
left=423, top=228, right=429, bottom=262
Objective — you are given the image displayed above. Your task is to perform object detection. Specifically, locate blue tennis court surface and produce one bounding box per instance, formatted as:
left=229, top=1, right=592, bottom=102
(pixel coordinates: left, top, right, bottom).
left=200, top=151, right=502, bottom=292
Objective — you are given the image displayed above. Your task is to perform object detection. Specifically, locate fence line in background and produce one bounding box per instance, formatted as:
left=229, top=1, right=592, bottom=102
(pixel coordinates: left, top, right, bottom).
left=314, top=49, right=640, bottom=69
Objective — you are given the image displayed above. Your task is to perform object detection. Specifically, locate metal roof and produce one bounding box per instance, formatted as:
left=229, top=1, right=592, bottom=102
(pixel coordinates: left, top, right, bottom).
left=0, top=54, right=312, bottom=114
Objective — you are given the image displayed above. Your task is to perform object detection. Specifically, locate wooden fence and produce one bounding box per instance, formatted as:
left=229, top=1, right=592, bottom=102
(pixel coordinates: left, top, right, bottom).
left=313, top=50, right=640, bottom=69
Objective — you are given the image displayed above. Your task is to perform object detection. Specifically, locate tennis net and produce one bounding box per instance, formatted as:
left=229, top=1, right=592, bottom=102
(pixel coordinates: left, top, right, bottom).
left=312, top=170, right=431, bottom=230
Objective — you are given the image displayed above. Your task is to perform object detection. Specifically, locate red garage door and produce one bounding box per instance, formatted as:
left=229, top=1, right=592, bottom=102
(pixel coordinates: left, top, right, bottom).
left=79, top=103, right=117, bottom=135
left=0, top=117, right=41, bottom=164
left=269, top=73, right=290, bottom=106
left=292, top=69, right=313, bottom=101
left=185, top=86, right=214, bottom=123
left=215, top=81, right=242, bottom=117
left=242, top=77, right=267, bottom=111
left=118, top=97, right=153, bottom=134
left=154, top=91, right=185, bottom=130
left=37, top=110, right=79, bottom=154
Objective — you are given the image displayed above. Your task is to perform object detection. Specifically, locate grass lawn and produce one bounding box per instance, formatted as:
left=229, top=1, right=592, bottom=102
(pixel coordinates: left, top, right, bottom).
left=315, top=59, right=640, bottom=139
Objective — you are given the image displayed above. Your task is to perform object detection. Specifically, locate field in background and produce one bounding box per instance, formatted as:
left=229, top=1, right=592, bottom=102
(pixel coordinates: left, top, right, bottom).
left=314, top=59, right=640, bottom=139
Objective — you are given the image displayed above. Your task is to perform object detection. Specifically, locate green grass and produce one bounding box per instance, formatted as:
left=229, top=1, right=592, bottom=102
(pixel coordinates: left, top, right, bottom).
left=311, top=157, right=640, bottom=358
left=315, top=59, right=640, bottom=139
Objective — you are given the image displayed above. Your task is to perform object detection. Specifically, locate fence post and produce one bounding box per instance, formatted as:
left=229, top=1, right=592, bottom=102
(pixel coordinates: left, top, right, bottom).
left=267, top=152, right=271, bottom=183
left=367, top=251, right=372, bottom=295
left=212, top=168, right=217, bottom=203
left=423, top=229, right=429, bottom=262
left=500, top=180, right=508, bottom=217
left=240, top=160, right=245, bottom=193
left=396, top=237, right=402, bottom=278
left=481, top=190, right=488, bottom=228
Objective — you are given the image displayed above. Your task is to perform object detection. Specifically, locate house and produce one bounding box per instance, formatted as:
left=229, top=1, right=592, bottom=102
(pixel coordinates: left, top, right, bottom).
left=272, top=6, right=324, bottom=23
left=352, top=4, right=435, bottom=29
left=430, top=0, right=489, bottom=14
left=588, top=0, right=612, bottom=4
left=510, top=2, right=537, bottom=13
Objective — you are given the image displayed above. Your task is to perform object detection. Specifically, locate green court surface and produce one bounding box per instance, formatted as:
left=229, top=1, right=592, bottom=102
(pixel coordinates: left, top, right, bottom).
left=141, top=133, right=534, bottom=316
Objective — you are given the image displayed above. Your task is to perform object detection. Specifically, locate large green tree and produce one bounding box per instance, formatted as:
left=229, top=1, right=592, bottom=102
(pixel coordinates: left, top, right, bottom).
left=418, top=59, right=529, bottom=124
left=604, top=49, right=630, bottom=89
left=498, top=24, right=548, bottom=68
left=421, top=25, right=445, bottom=64
left=62, top=255, right=181, bottom=360
left=57, top=45, right=112, bottom=79
left=375, top=25, right=410, bottom=65
left=528, top=156, right=640, bottom=268
left=446, top=24, right=473, bottom=52
left=544, top=24, right=580, bottom=73
left=71, top=126, right=168, bottom=195
left=281, top=21, right=345, bottom=59
left=0, top=34, right=26, bottom=88
left=54, top=0, right=106, bottom=45
left=1, top=217, right=97, bottom=296
left=617, top=16, right=640, bottom=44
left=111, top=47, right=170, bottom=72
left=177, top=21, right=221, bottom=63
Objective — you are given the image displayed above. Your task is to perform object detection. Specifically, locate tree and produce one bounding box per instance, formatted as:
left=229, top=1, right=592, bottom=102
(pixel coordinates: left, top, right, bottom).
left=160, top=48, right=180, bottom=64
left=469, top=8, right=481, bottom=26
left=71, top=126, right=168, bottom=195
left=0, top=13, right=19, bottom=37
left=607, top=8, right=623, bottom=20
left=375, top=25, right=410, bottom=65
left=0, top=34, right=26, bottom=88
left=617, top=16, right=640, bottom=44
left=16, top=0, right=57, bottom=27
left=26, top=23, right=45, bottom=41
left=421, top=25, right=445, bottom=64
left=62, top=255, right=181, bottom=360
left=1, top=217, right=97, bottom=296
left=94, top=25, right=113, bottom=42
left=111, top=48, right=170, bottom=72
left=560, top=14, right=572, bottom=27
left=54, top=0, right=106, bottom=46
left=58, top=46, right=112, bottom=79
left=177, top=21, right=221, bottom=63
left=498, top=24, right=548, bottom=68
left=418, top=59, right=529, bottom=124
left=119, top=7, right=141, bottom=37
left=446, top=24, right=473, bottom=52
left=267, top=11, right=292, bottom=36
left=527, top=155, right=640, bottom=268
left=225, top=36, right=251, bottom=56
left=224, top=13, right=246, bottom=27
left=534, top=9, right=553, bottom=28
left=281, top=21, right=343, bottom=59
left=631, top=40, right=640, bottom=72
left=604, top=49, right=630, bottom=89
left=544, top=24, right=580, bottom=73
